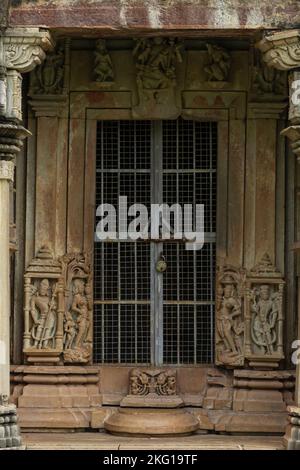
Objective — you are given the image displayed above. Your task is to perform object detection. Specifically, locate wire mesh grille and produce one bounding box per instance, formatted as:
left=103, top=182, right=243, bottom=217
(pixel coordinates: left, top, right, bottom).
left=94, top=119, right=217, bottom=365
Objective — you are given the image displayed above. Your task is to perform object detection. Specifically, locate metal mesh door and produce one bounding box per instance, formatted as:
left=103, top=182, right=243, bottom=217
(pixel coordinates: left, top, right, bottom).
left=162, top=120, right=216, bottom=364
left=94, top=119, right=216, bottom=365
left=94, top=121, right=152, bottom=364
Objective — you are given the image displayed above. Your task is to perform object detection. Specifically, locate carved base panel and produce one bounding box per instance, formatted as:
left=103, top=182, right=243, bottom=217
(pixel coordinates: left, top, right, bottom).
left=104, top=408, right=199, bottom=436
left=0, top=403, right=22, bottom=449
left=283, top=406, right=300, bottom=450
left=11, top=365, right=101, bottom=430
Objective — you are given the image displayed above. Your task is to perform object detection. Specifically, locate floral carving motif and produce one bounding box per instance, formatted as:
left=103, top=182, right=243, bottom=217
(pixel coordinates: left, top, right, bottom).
left=130, top=369, right=177, bottom=396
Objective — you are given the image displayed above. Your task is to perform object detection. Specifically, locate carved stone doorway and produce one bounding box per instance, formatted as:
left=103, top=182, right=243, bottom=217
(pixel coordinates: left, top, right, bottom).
left=93, top=118, right=217, bottom=369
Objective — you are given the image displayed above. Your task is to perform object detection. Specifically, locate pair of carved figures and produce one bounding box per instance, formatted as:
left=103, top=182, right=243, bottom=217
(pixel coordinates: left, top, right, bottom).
left=23, top=247, right=92, bottom=364
left=216, top=254, right=284, bottom=367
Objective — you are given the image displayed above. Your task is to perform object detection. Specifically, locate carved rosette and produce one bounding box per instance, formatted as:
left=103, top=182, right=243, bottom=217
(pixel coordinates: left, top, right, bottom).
left=23, top=246, right=64, bottom=363
left=245, top=254, right=285, bottom=368
left=215, top=265, right=246, bottom=367
left=61, top=253, right=93, bottom=364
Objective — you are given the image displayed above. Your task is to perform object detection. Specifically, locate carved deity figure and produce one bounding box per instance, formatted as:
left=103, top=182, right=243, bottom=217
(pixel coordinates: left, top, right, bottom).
left=204, top=44, right=231, bottom=81
left=29, top=278, right=57, bottom=349
left=63, top=310, right=76, bottom=350
left=94, top=39, right=114, bottom=84
left=71, top=278, right=91, bottom=348
left=30, top=45, right=64, bottom=94
left=250, top=285, right=278, bottom=355
left=133, top=37, right=183, bottom=92
left=216, top=274, right=244, bottom=363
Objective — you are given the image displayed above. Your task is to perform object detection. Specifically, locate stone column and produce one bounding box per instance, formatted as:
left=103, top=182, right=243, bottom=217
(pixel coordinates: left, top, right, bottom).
left=258, top=29, right=300, bottom=450
left=0, top=27, right=53, bottom=449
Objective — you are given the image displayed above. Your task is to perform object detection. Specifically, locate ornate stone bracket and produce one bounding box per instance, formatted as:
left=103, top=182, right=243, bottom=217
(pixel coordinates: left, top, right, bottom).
left=257, top=30, right=300, bottom=71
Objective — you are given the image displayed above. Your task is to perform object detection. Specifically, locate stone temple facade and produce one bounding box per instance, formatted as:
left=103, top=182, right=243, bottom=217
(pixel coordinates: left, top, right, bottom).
left=0, top=0, right=300, bottom=449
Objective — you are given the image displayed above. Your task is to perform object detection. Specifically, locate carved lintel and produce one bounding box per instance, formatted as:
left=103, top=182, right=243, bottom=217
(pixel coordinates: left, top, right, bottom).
left=245, top=255, right=285, bottom=368
left=257, top=30, right=300, bottom=71
left=215, top=265, right=246, bottom=367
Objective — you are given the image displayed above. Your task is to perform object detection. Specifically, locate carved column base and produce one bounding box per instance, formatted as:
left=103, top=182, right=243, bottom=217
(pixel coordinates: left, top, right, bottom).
left=283, top=406, right=300, bottom=450
left=0, top=403, right=23, bottom=450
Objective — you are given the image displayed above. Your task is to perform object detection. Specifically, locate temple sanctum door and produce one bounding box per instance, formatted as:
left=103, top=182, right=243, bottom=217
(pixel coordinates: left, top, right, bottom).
left=93, top=118, right=217, bottom=398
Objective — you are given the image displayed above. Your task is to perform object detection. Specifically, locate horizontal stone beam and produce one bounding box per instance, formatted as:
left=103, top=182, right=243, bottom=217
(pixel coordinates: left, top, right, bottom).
left=9, top=0, right=300, bottom=33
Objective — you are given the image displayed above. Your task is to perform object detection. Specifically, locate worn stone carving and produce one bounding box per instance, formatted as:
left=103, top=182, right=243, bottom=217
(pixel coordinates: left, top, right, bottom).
left=257, top=30, right=300, bottom=71
left=0, top=394, right=22, bottom=449
left=23, top=246, right=64, bottom=362
left=253, top=52, right=287, bottom=97
left=204, top=44, right=231, bottom=82
left=0, top=160, right=14, bottom=181
left=3, top=28, right=54, bottom=73
left=245, top=254, right=285, bottom=368
left=284, top=406, right=300, bottom=450
left=0, top=122, right=29, bottom=160
left=215, top=266, right=246, bottom=367
left=130, top=369, right=176, bottom=396
left=94, top=39, right=114, bottom=86
left=30, top=43, right=65, bottom=95
left=61, top=253, right=93, bottom=364
left=132, top=37, right=183, bottom=118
